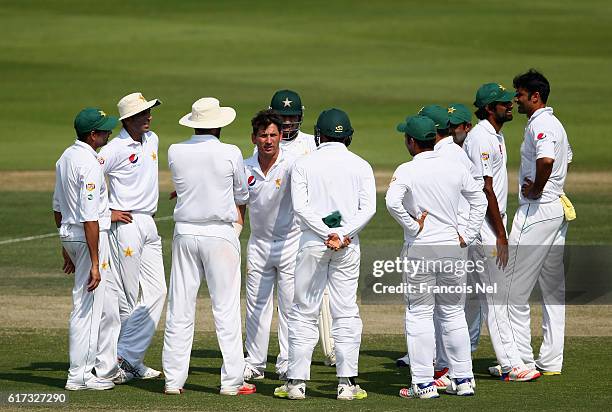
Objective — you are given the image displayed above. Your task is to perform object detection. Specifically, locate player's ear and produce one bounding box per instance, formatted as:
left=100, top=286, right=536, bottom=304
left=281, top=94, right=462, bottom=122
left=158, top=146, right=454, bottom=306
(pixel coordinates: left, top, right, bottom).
left=251, top=133, right=257, bottom=145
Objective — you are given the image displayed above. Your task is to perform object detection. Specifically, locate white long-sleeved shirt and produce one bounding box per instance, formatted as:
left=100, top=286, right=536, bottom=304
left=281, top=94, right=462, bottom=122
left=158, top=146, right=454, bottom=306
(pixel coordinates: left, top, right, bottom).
left=434, top=136, right=483, bottom=236
left=463, top=119, right=508, bottom=216
left=518, top=107, right=570, bottom=205
left=53, top=140, right=110, bottom=239
left=291, top=142, right=376, bottom=242
left=168, top=135, right=249, bottom=234
left=97, top=128, right=159, bottom=214
left=386, top=150, right=487, bottom=245
left=244, top=149, right=299, bottom=241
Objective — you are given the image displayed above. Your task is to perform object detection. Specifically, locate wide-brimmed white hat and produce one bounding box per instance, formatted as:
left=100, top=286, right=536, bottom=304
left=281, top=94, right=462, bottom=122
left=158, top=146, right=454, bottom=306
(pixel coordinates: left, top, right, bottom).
left=179, top=98, right=236, bottom=129
left=117, top=92, right=161, bottom=120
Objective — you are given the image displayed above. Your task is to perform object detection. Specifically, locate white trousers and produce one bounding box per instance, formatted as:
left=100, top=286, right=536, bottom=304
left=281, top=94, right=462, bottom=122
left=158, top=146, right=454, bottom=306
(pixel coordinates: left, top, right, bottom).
left=62, top=231, right=109, bottom=385
left=507, top=200, right=567, bottom=372
left=403, top=245, right=472, bottom=384
left=473, top=218, right=527, bottom=373
left=244, top=236, right=297, bottom=376
left=464, top=244, right=484, bottom=352
left=109, top=213, right=166, bottom=368
left=163, top=232, right=245, bottom=390
left=287, top=232, right=362, bottom=380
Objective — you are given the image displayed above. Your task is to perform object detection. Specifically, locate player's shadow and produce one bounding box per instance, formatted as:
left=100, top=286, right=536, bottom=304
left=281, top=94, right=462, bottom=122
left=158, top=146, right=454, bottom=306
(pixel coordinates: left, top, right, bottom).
left=15, top=362, right=68, bottom=372
left=0, top=372, right=66, bottom=389
left=361, top=349, right=406, bottom=371
left=472, top=357, right=499, bottom=379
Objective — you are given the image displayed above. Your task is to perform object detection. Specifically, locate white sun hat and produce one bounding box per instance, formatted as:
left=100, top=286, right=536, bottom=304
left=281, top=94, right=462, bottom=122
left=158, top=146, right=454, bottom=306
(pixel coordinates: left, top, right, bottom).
left=179, top=97, right=236, bottom=129
left=117, top=92, right=162, bottom=120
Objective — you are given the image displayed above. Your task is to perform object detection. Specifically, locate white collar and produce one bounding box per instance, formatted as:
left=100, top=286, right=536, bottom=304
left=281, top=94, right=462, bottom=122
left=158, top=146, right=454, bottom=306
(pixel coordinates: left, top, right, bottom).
left=74, top=140, right=98, bottom=158
left=528, top=107, right=553, bottom=124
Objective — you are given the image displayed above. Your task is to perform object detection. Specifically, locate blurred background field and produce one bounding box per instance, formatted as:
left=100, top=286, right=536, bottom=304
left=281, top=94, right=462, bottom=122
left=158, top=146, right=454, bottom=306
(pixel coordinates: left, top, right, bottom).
left=0, top=1, right=611, bottom=409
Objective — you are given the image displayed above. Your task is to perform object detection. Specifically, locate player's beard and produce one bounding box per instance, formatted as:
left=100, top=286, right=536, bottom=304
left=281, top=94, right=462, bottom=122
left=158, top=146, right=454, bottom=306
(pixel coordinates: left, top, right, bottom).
left=494, top=108, right=513, bottom=124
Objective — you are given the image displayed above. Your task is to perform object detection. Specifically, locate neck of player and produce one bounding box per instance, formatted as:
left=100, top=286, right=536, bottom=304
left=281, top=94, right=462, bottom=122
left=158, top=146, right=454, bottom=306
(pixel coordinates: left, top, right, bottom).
left=258, top=150, right=279, bottom=176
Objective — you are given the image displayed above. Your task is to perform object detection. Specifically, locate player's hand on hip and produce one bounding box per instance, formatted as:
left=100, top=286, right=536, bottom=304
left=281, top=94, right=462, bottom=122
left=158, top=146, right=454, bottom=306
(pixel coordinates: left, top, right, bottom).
left=458, top=234, right=467, bottom=248
left=496, top=235, right=509, bottom=269
left=87, top=266, right=101, bottom=292
left=111, top=210, right=133, bottom=223
left=61, top=247, right=75, bottom=274
left=416, top=211, right=428, bottom=234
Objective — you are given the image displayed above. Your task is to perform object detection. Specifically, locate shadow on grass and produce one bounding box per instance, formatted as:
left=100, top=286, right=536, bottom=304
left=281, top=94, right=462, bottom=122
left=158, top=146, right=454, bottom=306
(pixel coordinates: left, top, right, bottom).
left=14, top=362, right=68, bottom=372
left=0, top=372, right=66, bottom=389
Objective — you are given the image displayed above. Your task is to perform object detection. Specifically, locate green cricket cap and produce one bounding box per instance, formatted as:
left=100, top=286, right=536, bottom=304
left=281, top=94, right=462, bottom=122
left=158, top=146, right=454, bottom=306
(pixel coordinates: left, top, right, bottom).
left=396, top=115, right=436, bottom=141
left=270, top=89, right=303, bottom=116
left=447, top=103, right=472, bottom=125
left=474, top=83, right=515, bottom=108
left=74, top=107, right=118, bottom=135
left=316, top=108, right=354, bottom=138
left=418, top=104, right=449, bottom=131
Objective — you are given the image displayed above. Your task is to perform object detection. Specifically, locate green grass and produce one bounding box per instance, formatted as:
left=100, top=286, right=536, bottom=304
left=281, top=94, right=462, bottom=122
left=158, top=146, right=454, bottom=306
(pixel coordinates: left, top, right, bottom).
left=1, top=330, right=610, bottom=411
left=0, top=0, right=611, bottom=171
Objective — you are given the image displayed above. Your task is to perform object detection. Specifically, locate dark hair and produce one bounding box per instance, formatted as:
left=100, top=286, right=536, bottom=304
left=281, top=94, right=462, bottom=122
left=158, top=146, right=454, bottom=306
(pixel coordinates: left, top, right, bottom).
left=251, top=109, right=283, bottom=135
left=410, top=137, right=435, bottom=150
left=475, top=103, right=498, bottom=120
left=437, top=128, right=449, bottom=137
left=77, top=130, right=91, bottom=142
left=513, top=69, right=550, bottom=103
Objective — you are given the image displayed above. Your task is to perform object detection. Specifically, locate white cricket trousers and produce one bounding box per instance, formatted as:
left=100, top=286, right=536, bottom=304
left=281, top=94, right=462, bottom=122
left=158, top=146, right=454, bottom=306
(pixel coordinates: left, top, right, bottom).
left=403, top=244, right=473, bottom=385
left=287, top=232, right=362, bottom=380
left=245, top=235, right=298, bottom=376
left=163, top=227, right=245, bottom=390
left=507, top=200, right=567, bottom=372
left=62, top=230, right=109, bottom=386
left=109, top=213, right=166, bottom=368
left=474, top=218, right=527, bottom=373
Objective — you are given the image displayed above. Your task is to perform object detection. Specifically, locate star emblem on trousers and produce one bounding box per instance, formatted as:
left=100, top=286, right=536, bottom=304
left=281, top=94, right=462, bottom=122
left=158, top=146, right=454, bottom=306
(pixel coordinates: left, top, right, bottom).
left=282, top=98, right=292, bottom=107
left=101, top=261, right=109, bottom=270
left=124, top=247, right=134, bottom=257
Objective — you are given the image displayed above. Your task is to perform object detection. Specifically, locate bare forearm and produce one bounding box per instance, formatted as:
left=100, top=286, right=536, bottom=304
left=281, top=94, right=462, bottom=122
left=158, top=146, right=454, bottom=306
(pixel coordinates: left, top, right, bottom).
left=83, top=221, right=99, bottom=267
left=236, top=204, right=246, bottom=226
left=531, top=158, right=554, bottom=197
left=484, top=188, right=505, bottom=238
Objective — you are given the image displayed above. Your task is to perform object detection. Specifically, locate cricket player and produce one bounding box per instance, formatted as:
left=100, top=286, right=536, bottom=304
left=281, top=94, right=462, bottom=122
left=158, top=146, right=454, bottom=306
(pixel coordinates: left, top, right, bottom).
left=275, top=108, right=376, bottom=400
left=447, top=103, right=483, bottom=355
left=53, top=107, right=118, bottom=390
left=268, top=89, right=336, bottom=366
left=242, top=110, right=299, bottom=381
left=464, top=83, right=541, bottom=381
left=162, top=97, right=255, bottom=396
left=386, top=115, right=487, bottom=399
left=97, top=92, right=166, bottom=380
left=506, top=69, right=572, bottom=375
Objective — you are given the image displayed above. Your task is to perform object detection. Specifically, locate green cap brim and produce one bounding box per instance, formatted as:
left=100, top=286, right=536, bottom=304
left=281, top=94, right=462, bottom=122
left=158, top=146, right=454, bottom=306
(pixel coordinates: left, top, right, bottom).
left=96, top=116, right=119, bottom=131
left=396, top=122, right=408, bottom=133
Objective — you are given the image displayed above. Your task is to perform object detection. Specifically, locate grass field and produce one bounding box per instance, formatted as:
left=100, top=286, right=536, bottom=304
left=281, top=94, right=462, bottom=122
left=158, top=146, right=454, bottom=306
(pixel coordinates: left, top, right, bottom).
left=1, top=0, right=611, bottom=410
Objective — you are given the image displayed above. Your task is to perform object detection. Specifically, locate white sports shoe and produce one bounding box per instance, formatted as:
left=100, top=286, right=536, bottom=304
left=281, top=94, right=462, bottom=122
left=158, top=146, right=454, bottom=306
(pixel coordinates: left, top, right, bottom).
left=446, top=378, right=475, bottom=396
left=219, top=382, right=257, bottom=396
left=119, top=358, right=161, bottom=379
left=110, top=368, right=134, bottom=384
left=65, top=377, right=114, bottom=391
left=399, top=382, right=439, bottom=399
left=489, top=364, right=502, bottom=377
left=243, top=364, right=265, bottom=381
left=433, top=372, right=451, bottom=391
left=337, top=383, right=368, bottom=400
left=503, top=367, right=541, bottom=382
left=164, top=386, right=184, bottom=395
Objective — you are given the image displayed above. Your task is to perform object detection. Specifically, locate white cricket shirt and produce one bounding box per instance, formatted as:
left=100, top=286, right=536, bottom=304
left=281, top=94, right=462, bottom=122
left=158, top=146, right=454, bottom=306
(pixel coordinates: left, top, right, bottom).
left=386, top=151, right=487, bottom=245
left=244, top=149, right=299, bottom=241
left=53, top=140, right=110, bottom=238
left=291, top=142, right=376, bottom=242
left=518, top=107, right=570, bottom=205
left=97, top=128, right=159, bottom=214
left=168, top=135, right=249, bottom=235
left=434, top=136, right=482, bottom=235
left=463, top=119, right=508, bottom=216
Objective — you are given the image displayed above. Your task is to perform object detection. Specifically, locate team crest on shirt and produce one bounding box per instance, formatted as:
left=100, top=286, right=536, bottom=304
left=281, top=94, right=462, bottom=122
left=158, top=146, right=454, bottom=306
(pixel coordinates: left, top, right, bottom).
left=536, top=132, right=546, bottom=140
left=151, top=152, right=157, bottom=160
left=129, top=153, right=138, bottom=164
left=481, top=152, right=490, bottom=161
left=275, top=178, right=282, bottom=189
left=86, top=183, right=95, bottom=191
left=248, top=175, right=256, bottom=187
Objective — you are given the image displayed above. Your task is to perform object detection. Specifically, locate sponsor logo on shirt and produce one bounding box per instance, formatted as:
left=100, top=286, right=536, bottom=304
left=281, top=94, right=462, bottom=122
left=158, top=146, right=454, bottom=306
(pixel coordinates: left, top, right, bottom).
left=86, top=183, right=95, bottom=191
left=536, top=132, right=546, bottom=140
left=481, top=152, right=489, bottom=161
left=248, top=175, right=256, bottom=187
left=129, top=153, right=138, bottom=164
